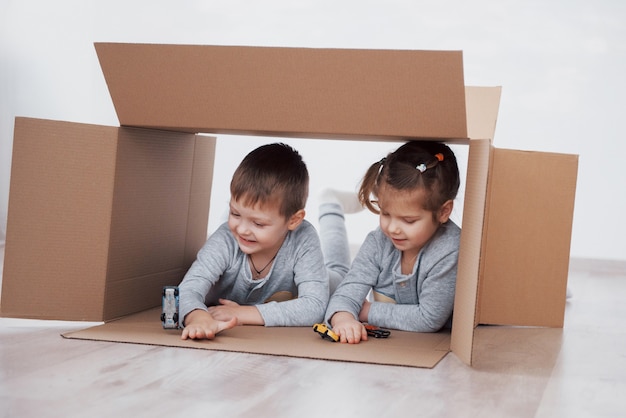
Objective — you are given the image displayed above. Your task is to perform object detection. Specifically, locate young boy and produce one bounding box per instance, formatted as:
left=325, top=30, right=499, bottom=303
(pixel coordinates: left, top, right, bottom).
left=179, top=143, right=329, bottom=340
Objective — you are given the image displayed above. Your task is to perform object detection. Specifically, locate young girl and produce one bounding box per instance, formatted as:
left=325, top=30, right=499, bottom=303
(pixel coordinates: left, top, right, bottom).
left=320, top=141, right=461, bottom=344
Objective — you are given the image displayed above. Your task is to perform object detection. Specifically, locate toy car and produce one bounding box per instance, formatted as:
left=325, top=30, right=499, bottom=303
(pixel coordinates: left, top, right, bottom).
left=161, top=286, right=180, bottom=329
left=364, top=324, right=391, bottom=338
left=313, top=323, right=339, bottom=342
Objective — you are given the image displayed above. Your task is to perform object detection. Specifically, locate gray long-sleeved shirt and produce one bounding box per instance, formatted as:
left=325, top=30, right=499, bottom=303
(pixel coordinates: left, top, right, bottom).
left=179, top=221, right=329, bottom=327
left=325, top=221, right=460, bottom=332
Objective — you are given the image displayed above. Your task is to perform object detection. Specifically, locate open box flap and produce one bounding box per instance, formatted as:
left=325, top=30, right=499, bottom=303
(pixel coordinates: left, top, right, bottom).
left=478, top=149, right=578, bottom=327
left=1, top=118, right=216, bottom=322
left=450, top=86, right=501, bottom=366
left=94, top=43, right=468, bottom=141
left=465, top=86, right=501, bottom=141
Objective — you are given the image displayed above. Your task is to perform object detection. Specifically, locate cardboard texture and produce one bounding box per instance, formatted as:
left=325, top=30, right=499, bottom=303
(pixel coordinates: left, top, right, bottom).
left=477, top=148, right=578, bottom=327
left=1, top=43, right=578, bottom=368
left=1, top=118, right=216, bottom=321
left=62, top=308, right=451, bottom=369
left=94, top=43, right=467, bottom=141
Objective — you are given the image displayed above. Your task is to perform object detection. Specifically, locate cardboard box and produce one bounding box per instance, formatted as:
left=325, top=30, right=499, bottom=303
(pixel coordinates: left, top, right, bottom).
left=1, top=43, right=577, bottom=366
left=1, top=118, right=215, bottom=321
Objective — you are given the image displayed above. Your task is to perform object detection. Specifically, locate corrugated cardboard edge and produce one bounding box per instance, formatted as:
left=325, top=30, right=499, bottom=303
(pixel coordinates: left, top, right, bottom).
left=450, top=139, right=492, bottom=366
left=450, top=86, right=502, bottom=366
left=62, top=308, right=451, bottom=369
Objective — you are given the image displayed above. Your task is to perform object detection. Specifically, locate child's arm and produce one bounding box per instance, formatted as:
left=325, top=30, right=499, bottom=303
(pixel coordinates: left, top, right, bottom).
left=367, top=250, right=458, bottom=332
left=181, top=309, right=237, bottom=340
left=255, top=225, right=330, bottom=326
left=208, top=299, right=265, bottom=325
left=324, top=231, right=381, bottom=327
left=329, top=311, right=368, bottom=344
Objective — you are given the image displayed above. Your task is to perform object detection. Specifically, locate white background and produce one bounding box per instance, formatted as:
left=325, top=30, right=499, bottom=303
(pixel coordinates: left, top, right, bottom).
left=1, top=0, right=624, bottom=261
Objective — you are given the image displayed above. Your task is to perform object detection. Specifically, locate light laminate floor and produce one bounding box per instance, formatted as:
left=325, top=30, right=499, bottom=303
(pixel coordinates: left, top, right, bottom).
left=1, top=247, right=625, bottom=418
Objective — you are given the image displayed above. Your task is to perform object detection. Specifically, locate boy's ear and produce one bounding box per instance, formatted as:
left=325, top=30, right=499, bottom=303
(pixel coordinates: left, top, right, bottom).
left=287, top=209, right=306, bottom=230
left=437, top=200, right=454, bottom=224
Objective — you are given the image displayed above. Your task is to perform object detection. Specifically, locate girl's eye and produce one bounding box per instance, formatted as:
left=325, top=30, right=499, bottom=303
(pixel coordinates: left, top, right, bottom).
left=254, top=222, right=265, bottom=227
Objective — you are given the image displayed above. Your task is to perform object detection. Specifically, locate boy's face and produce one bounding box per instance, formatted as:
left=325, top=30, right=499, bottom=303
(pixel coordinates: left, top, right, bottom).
left=228, top=198, right=297, bottom=258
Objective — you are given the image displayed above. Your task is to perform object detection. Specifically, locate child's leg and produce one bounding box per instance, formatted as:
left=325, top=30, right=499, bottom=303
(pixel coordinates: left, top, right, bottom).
left=318, top=189, right=362, bottom=294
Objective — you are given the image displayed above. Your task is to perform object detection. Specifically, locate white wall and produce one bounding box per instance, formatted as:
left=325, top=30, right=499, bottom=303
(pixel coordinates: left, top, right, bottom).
left=1, top=0, right=625, bottom=260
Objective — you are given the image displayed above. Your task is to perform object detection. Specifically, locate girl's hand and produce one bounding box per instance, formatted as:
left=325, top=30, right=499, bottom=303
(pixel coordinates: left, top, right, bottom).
left=358, top=300, right=371, bottom=322
left=330, top=311, right=368, bottom=344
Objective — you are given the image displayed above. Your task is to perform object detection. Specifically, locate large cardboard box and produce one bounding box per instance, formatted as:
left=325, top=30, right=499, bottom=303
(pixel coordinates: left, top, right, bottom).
left=1, top=118, right=215, bottom=321
left=1, top=43, right=577, bottom=366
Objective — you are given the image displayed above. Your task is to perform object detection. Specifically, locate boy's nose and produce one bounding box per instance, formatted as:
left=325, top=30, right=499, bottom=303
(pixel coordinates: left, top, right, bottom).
left=236, top=221, right=250, bottom=235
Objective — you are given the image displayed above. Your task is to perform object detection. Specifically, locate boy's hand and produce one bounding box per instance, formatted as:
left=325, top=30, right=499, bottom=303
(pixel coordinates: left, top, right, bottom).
left=330, top=311, right=368, bottom=344
left=181, top=309, right=237, bottom=340
left=207, top=299, right=265, bottom=326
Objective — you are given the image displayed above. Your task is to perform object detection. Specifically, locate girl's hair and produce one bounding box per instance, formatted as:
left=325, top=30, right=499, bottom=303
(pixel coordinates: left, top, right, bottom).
left=358, top=141, right=460, bottom=219
left=230, top=143, right=309, bottom=219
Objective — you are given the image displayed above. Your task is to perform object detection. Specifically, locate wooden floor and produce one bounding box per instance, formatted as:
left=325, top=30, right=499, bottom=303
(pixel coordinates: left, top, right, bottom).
left=1, top=247, right=625, bottom=417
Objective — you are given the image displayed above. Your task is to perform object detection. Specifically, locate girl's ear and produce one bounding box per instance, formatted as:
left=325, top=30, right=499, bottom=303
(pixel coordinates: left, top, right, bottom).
left=437, top=200, right=454, bottom=224
left=287, top=209, right=306, bottom=231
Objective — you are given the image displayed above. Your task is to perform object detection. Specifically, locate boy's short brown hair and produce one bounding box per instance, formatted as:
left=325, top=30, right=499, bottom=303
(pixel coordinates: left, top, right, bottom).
left=230, top=143, right=309, bottom=219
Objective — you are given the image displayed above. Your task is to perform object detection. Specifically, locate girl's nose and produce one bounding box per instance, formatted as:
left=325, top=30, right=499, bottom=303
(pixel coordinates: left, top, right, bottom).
left=387, top=218, right=401, bottom=234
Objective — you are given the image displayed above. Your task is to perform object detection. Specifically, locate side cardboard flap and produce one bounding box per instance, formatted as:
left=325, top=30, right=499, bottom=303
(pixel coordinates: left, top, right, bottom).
left=450, top=139, right=492, bottom=366
left=94, top=43, right=468, bottom=141
left=103, top=127, right=211, bottom=321
left=450, top=86, right=501, bottom=366
left=478, top=149, right=578, bottom=327
left=1, top=118, right=117, bottom=321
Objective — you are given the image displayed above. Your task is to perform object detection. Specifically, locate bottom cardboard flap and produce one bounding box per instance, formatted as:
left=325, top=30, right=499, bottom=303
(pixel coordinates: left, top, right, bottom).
left=62, top=307, right=451, bottom=368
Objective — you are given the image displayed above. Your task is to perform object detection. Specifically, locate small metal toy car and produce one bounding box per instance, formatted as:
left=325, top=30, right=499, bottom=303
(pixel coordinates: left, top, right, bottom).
left=161, top=286, right=180, bottom=329
left=313, top=323, right=339, bottom=342
left=364, top=324, right=391, bottom=338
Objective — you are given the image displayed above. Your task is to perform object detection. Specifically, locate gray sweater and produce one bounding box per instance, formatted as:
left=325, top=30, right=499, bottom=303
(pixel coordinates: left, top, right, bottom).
left=325, top=221, right=460, bottom=332
left=179, top=221, right=329, bottom=327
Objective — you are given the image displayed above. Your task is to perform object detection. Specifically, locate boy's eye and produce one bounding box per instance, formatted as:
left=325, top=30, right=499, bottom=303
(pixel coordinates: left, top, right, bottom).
left=230, top=211, right=240, bottom=217
left=253, top=222, right=265, bottom=227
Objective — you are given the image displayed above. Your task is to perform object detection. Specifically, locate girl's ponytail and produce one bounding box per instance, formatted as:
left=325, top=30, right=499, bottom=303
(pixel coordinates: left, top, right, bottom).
left=358, top=157, right=386, bottom=214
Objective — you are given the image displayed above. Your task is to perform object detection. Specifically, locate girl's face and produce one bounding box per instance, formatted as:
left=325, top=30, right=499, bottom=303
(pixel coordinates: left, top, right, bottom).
left=377, top=186, right=451, bottom=260
left=228, top=198, right=302, bottom=258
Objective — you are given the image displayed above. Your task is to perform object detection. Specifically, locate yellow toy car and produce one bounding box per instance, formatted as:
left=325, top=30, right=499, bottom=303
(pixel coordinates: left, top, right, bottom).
left=313, top=323, right=339, bottom=342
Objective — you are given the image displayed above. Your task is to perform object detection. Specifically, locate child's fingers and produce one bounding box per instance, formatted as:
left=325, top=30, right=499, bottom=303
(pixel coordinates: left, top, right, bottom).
left=217, top=317, right=238, bottom=333
left=218, top=298, right=238, bottom=306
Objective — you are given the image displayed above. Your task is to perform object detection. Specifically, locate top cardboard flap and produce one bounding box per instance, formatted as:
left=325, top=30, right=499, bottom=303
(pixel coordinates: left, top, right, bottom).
left=465, top=86, right=501, bottom=140
left=95, top=43, right=468, bottom=141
